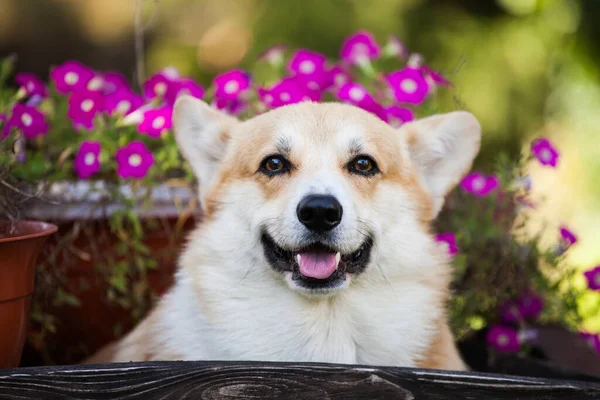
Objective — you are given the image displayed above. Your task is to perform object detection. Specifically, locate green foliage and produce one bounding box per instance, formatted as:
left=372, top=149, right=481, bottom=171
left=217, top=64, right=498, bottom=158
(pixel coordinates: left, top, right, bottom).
left=436, top=154, right=585, bottom=341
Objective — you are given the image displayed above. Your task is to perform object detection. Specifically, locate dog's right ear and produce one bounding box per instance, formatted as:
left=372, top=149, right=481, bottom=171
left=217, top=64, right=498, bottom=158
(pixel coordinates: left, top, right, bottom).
left=173, top=95, right=239, bottom=194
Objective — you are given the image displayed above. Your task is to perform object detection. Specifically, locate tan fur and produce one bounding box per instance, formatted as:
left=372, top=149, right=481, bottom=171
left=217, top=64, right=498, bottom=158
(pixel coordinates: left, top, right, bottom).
left=86, top=99, right=480, bottom=370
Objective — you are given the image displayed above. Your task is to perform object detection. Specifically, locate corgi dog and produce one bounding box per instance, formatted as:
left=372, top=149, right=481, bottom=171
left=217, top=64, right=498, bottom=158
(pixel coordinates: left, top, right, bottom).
left=86, top=95, right=480, bottom=370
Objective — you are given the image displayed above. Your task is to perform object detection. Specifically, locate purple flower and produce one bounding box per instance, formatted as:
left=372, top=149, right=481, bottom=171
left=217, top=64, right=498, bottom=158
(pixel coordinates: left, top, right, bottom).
left=461, top=172, right=500, bottom=197
left=67, top=90, right=104, bottom=129
left=385, top=106, right=414, bottom=128
left=4, top=104, right=48, bottom=138
left=26, top=95, right=43, bottom=107
left=337, top=82, right=386, bottom=120
left=137, top=106, right=172, bottom=138
left=74, top=141, right=101, bottom=179
left=15, top=73, right=48, bottom=98
left=102, top=71, right=130, bottom=94
left=435, top=232, right=458, bottom=257
left=499, top=301, right=521, bottom=324
left=584, top=266, right=600, bottom=291
left=328, top=65, right=351, bottom=89
left=50, top=61, right=95, bottom=94
left=116, top=141, right=154, bottom=179
left=559, top=225, right=577, bottom=249
left=531, top=137, right=559, bottom=167
left=214, top=98, right=247, bottom=116
left=86, top=73, right=106, bottom=92
left=166, top=78, right=205, bottom=104
left=259, top=44, right=287, bottom=65
left=104, top=89, right=143, bottom=116
left=383, top=35, right=409, bottom=59
left=421, top=66, right=451, bottom=87
left=213, top=69, right=251, bottom=101
left=386, top=67, right=430, bottom=105
left=580, top=332, right=600, bottom=353
left=259, top=77, right=311, bottom=108
left=337, top=82, right=372, bottom=104
left=143, top=71, right=177, bottom=100
left=486, top=325, right=521, bottom=352
left=288, top=50, right=329, bottom=89
left=517, top=291, right=543, bottom=319
left=340, top=30, right=381, bottom=65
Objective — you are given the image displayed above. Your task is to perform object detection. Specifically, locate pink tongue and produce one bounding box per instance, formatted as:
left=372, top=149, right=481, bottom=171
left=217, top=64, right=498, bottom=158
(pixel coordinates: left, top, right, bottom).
left=298, top=252, right=338, bottom=279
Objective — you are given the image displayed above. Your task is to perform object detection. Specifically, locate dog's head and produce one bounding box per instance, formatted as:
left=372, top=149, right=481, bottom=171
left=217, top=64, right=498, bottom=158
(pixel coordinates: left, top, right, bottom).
left=174, top=96, right=480, bottom=297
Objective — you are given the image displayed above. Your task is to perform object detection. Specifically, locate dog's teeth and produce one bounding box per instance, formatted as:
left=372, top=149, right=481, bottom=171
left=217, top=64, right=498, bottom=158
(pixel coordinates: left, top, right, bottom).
left=335, top=252, right=341, bottom=266
left=295, top=254, right=302, bottom=265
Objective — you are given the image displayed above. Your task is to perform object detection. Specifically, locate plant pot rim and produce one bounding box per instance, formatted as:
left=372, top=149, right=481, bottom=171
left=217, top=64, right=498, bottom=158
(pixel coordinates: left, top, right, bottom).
left=0, top=220, right=58, bottom=243
left=23, top=181, right=200, bottom=221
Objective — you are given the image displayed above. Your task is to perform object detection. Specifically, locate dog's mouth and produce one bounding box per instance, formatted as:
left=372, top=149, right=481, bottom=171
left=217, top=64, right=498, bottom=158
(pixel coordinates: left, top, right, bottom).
left=261, top=231, right=373, bottom=292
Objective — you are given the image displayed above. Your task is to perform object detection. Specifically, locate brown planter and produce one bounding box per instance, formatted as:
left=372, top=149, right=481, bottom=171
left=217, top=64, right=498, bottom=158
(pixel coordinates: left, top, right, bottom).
left=19, top=182, right=199, bottom=366
left=0, top=220, right=58, bottom=368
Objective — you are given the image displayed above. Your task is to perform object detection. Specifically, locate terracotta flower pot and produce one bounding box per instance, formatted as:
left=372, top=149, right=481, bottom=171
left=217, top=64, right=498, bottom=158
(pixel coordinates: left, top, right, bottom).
left=19, top=182, right=198, bottom=366
left=0, top=220, right=57, bottom=368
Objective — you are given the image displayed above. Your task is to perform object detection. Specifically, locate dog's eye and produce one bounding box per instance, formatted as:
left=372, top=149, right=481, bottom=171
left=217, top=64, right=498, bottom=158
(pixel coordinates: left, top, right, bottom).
left=259, top=155, right=290, bottom=176
left=348, top=155, right=379, bottom=176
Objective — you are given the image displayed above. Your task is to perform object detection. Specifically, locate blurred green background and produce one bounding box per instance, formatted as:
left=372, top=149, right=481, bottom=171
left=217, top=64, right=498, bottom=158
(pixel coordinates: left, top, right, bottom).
left=1, top=0, right=599, bottom=326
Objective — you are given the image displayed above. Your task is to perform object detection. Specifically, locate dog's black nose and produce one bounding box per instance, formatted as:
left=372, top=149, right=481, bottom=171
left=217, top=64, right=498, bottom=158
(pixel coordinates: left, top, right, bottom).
left=296, top=195, right=343, bottom=232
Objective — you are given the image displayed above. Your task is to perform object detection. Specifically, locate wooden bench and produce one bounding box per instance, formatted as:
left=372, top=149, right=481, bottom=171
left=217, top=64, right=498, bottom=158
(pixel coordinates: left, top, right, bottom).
left=0, top=361, right=599, bottom=399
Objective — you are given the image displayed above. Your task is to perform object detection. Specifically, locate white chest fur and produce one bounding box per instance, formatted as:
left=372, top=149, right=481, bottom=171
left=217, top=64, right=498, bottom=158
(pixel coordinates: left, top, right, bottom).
left=156, top=269, right=441, bottom=367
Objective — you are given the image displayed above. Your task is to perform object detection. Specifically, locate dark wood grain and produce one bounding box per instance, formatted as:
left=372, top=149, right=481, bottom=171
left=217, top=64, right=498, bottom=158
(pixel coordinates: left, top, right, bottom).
left=0, top=361, right=599, bottom=399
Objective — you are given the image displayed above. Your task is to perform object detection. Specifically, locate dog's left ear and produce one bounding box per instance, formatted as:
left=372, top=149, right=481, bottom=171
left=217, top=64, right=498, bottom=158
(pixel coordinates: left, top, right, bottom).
left=173, top=95, right=239, bottom=199
left=401, top=111, right=481, bottom=217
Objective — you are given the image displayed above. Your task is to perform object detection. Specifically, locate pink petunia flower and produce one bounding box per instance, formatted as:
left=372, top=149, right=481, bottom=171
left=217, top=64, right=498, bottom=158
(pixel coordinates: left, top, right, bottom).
left=340, top=30, right=381, bottom=65
left=3, top=104, right=48, bottom=138
left=74, top=141, right=101, bottom=179
left=486, top=325, right=521, bottom=353
left=559, top=226, right=577, bottom=247
left=435, top=232, right=458, bottom=257
left=517, top=291, right=543, bottom=319
left=214, top=98, right=247, bottom=116
left=104, top=89, right=143, bottom=117
left=101, top=71, right=130, bottom=94
left=67, top=90, right=104, bottom=130
left=383, top=35, right=409, bottom=59
left=328, top=65, right=352, bottom=90
left=15, top=73, right=48, bottom=98
left=259, top=77, right=312, bottom=108
left=421, top=66, right=451, bottom=87
left=50, top=61, right=95, bottom=94
left=386, top=67, right=430, bottom=105
left=116, top=141, right=154, bottom=179
left=337, top=82, right=386, bottom=120
left=531, top=137, right=559, bottom=167
left=580, top=332, right=600, bottom=354
left=584, top=266, right=600, bottom=291
left=143, top=71, right=178, bottom=100
left=499, top=301, right=521, bottom=324
left=288, top=49, right=329, bottom=90
left=137, top=106, right=172, bottom=138
left=385, top=106, right=414, bottom=128
left=166, top=78, right=205, bottom=104
left=213, top=69, right=251, bottom=101
left=461, top=172, right=500, bottom=197
left=86, top=73, right=105, bottom=92
left=26, top=95, right=43, bottom=108
left=258, top=44, right=287, bottom=66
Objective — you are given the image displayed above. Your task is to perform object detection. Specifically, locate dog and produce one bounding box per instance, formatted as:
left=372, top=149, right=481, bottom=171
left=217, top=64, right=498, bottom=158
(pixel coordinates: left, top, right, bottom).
left=86, top=95, right=480, bottom=370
